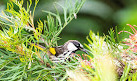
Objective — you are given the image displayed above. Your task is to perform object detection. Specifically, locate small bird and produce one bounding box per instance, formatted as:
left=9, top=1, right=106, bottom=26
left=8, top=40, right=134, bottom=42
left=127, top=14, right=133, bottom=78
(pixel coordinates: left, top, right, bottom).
left=47, top=40, right=89, bottom=63
left=33, top=40, right=88, bottom=63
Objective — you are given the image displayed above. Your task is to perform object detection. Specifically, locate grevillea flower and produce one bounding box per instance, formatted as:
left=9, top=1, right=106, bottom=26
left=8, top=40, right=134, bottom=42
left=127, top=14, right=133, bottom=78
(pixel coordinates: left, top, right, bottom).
left=118, top=24, right=137, bottom=69
left=118, top=24, right=137, bottom=52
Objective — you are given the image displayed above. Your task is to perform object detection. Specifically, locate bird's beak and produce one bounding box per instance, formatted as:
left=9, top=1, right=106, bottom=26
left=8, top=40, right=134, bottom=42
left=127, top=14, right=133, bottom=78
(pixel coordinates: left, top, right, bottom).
left=81, top=48, right=89, bottom=55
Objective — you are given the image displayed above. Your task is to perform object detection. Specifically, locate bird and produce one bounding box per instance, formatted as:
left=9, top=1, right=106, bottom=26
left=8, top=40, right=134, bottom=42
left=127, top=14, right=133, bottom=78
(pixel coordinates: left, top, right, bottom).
left=47, top=40, right=89, bottom=63
left=33, top=40, right=89, bottom=63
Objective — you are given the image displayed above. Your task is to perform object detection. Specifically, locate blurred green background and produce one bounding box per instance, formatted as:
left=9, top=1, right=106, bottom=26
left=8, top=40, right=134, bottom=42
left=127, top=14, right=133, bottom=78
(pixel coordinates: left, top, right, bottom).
left=0, top=0, right=137, bottom=45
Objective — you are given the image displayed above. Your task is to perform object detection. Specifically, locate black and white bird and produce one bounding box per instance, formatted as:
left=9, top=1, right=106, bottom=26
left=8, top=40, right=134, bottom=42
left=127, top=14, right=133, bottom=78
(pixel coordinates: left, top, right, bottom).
left=46, top=40, right=88, bottom=63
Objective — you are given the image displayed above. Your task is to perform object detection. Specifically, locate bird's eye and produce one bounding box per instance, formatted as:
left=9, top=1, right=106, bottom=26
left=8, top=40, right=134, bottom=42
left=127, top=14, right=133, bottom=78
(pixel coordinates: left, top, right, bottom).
left=76, top=43, right=80, bottom=47
left=72, top=41, right=81, bottom=47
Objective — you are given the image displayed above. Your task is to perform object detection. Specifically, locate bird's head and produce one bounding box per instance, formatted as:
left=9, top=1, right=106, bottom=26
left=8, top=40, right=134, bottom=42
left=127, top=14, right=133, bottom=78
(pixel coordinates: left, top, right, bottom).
left=65, top=40, right=89, bottom=54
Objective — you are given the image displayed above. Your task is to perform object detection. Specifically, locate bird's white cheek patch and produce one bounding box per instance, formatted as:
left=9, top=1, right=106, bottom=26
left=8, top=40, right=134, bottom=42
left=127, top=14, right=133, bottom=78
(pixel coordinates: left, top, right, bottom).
left=67, top=43, right=77, bottom=51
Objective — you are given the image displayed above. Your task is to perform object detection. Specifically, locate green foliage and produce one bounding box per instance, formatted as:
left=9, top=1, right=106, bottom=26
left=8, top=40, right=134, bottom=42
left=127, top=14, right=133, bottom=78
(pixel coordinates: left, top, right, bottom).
left=1, top=0, right=137, bottom=81
left=120, top=64, right=131, bottom=81
left=0, top=0, right=85, bottom=80
left=42, top=0, right=86, bottom=47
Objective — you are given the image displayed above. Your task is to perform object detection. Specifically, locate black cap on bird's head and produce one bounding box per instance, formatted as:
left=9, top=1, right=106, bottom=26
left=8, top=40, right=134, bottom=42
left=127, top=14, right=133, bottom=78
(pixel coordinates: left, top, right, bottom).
left=65, top=40, right=89, bottom=54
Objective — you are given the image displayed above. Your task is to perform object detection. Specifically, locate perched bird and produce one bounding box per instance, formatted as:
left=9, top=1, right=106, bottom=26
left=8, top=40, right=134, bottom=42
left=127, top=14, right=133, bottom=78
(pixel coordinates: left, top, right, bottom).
left=33, top=40, right=88, bottom=63
left=47, top=40, right=89, bottom=63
